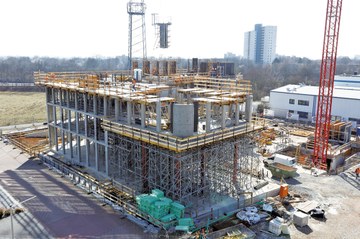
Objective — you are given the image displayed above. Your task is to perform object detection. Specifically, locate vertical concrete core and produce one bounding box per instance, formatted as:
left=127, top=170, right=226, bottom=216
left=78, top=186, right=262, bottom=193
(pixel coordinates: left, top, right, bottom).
left=173, top=104, right=194, bottom=137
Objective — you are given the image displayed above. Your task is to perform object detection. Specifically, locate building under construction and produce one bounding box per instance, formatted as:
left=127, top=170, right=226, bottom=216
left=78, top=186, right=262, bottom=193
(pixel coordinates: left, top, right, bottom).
left=34, top=62, right=265, bottom=213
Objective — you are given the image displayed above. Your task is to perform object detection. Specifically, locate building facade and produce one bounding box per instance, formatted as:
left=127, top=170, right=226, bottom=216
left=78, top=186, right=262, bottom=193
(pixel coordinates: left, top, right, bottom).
left=243, top=24, right=277, bottom=64
left=269, top=84, right=360, bottom=127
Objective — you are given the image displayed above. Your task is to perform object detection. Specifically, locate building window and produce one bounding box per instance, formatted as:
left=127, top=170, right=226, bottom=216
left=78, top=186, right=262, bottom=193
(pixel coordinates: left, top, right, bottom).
left=298, top=100, right=309, bottom=106
left=289, top=99, right=295, bottom=104
left=298, top=111, right=309, bottom=119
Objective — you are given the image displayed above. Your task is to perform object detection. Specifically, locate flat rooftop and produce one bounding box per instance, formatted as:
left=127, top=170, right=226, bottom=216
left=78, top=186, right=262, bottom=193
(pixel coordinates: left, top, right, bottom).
left=271, top=84, right=360, bottom=100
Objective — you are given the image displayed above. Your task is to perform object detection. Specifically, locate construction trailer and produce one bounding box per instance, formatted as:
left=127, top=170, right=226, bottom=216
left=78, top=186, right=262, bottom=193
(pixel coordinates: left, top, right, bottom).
left=34, top=70, right=265, bottom=214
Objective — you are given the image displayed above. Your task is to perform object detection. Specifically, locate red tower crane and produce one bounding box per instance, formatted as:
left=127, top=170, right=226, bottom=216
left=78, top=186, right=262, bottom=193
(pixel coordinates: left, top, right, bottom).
left=313, top=0, right=343, bottom=167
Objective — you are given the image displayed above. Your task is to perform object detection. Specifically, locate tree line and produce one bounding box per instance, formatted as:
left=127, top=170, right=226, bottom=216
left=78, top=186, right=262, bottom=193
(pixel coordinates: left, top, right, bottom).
left=0, top=55, right=359, bottom=100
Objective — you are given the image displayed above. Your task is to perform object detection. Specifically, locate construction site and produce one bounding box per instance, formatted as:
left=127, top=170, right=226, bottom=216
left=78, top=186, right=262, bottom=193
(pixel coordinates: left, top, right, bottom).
left=1, top=0, right=360, bottom=238
left=2, top=60, right=348, bottom=237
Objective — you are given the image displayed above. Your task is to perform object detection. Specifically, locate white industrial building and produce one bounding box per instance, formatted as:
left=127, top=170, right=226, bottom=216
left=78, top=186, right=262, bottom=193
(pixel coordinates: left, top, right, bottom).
left=269, top=82, right=360, bottom=127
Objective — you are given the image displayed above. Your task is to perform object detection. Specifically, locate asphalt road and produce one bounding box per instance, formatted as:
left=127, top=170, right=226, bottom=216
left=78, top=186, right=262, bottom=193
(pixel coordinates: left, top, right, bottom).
left=0, top=141, right=148, bottom=239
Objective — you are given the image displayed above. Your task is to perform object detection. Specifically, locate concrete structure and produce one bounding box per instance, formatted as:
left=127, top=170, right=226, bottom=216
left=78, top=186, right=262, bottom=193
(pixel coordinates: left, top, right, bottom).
left=244, top=24, right=277, bottom=64
left=34, top=70, right=265, bottom=214
left=269, top=84, right=360, bottom=127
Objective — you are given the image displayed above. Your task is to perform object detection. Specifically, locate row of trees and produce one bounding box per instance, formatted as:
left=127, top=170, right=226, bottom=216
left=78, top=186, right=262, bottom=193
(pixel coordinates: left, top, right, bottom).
left=0, top=55, right=359, bottom=100
left=240, top=56, right=360, bottom=100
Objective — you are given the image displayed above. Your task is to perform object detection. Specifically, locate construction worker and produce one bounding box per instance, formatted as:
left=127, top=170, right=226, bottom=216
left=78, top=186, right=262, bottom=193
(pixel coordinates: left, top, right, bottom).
left=355, top=167, right=360, bottom=180
left=131, top=78, right=136, bottom=91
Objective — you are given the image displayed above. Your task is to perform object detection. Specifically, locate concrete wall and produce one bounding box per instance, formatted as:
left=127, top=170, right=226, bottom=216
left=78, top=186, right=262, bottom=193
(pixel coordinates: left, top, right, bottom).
left=269, top=91, right=315, bottom=122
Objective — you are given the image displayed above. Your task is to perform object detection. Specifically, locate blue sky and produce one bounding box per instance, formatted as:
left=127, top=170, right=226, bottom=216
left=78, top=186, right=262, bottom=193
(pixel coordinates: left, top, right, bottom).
left=0, top=0, right=359, bottom=59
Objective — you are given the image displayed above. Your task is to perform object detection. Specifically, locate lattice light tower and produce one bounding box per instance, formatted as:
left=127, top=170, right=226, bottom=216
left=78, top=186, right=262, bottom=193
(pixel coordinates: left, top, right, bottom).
left=127, top=0, right=147, bottom=71
left=313, top=0, right=343, bottom=167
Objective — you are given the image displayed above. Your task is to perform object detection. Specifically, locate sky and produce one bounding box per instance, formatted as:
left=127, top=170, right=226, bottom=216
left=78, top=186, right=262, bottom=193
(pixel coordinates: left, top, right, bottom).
left=0, top=0, right=359, bottom=60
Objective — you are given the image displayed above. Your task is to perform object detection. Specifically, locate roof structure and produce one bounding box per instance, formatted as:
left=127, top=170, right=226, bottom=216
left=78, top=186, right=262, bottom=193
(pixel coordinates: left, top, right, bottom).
left=271, top=84, right=360, bottom=100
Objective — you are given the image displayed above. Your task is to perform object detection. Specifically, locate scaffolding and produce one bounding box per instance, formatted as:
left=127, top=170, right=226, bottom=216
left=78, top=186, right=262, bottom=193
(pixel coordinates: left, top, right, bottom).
left=34, top=70, right=265, bottom=212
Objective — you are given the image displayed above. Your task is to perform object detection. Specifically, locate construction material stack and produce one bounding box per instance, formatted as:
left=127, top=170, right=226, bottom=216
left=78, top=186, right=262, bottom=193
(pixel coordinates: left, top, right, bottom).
left=136, top=189, right=189, bottom=229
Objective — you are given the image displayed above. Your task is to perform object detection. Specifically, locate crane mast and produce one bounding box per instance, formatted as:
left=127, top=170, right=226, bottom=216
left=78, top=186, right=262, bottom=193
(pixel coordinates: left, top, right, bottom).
left=313, top=0, right=343, bottom=167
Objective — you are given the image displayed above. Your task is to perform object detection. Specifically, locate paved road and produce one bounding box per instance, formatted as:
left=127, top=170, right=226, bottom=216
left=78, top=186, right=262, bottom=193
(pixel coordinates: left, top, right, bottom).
left=0, top=141, right=148, bottom=239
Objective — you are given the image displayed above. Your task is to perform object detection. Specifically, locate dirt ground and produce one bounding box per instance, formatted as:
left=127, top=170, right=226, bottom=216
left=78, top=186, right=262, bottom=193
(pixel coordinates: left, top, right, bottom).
left=284, top=167, right=360, bottom=239
left=250, top=165, right=360, bottom=239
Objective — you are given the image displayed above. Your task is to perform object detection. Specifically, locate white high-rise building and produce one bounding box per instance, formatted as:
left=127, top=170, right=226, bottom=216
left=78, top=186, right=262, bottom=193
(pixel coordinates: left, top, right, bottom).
left=243, top=24, right=277, bottom=64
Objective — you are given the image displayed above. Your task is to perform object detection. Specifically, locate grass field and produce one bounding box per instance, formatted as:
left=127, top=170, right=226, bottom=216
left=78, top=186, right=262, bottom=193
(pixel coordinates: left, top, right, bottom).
left=0, top=91, right=46, bottom=126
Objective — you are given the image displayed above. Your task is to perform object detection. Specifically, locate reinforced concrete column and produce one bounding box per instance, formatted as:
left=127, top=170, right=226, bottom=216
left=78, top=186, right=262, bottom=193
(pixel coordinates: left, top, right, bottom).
left=104, top=131, right=109, bottom=176
left=75, top=92, right=79, bottom=134
left=127, top=101, right=132, bottom=125
left=235, top=102, right=240, bottom=126
left=95, top=143, right=99, bottom=171
left=68, top=109, right=71, bottom=130
left=93, top=95, right=97, bottom=114
left=187, top=94, right=191, bottom=104
left=83, top=93, right=87, bottom=112
left=119, top=99, right=123, bottom=119
left=206, top=102, right=211, bottom=132
left=228, top=103, right=233, bottom=118
left=66, top=90, right=70, bottom=107
left=141, top=103, right=146, bottom=128
left=59, top=90, right=65, bottom=154
left=77, top=136, right=81, bottom=163
left=221, top=104, right=226, bottom=129
left=74, top=92, right=78, bottom=110
left=85, top=140, right=89, bottom=166
left=53, top=104, right=58, bottom=151
left=104, top=96, right=108, bottom=117
left=115, top=98, right=119, bottom=121
left=245, top=95, right=253, bottom=122
left=69, top=132, right=73, bottom=159
left=156, top=100, right=161, bottom=132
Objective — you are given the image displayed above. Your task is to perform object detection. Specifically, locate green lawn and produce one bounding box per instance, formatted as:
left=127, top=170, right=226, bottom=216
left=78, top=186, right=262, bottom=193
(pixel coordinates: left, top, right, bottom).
left=0, top=91, right=47, bottom=126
